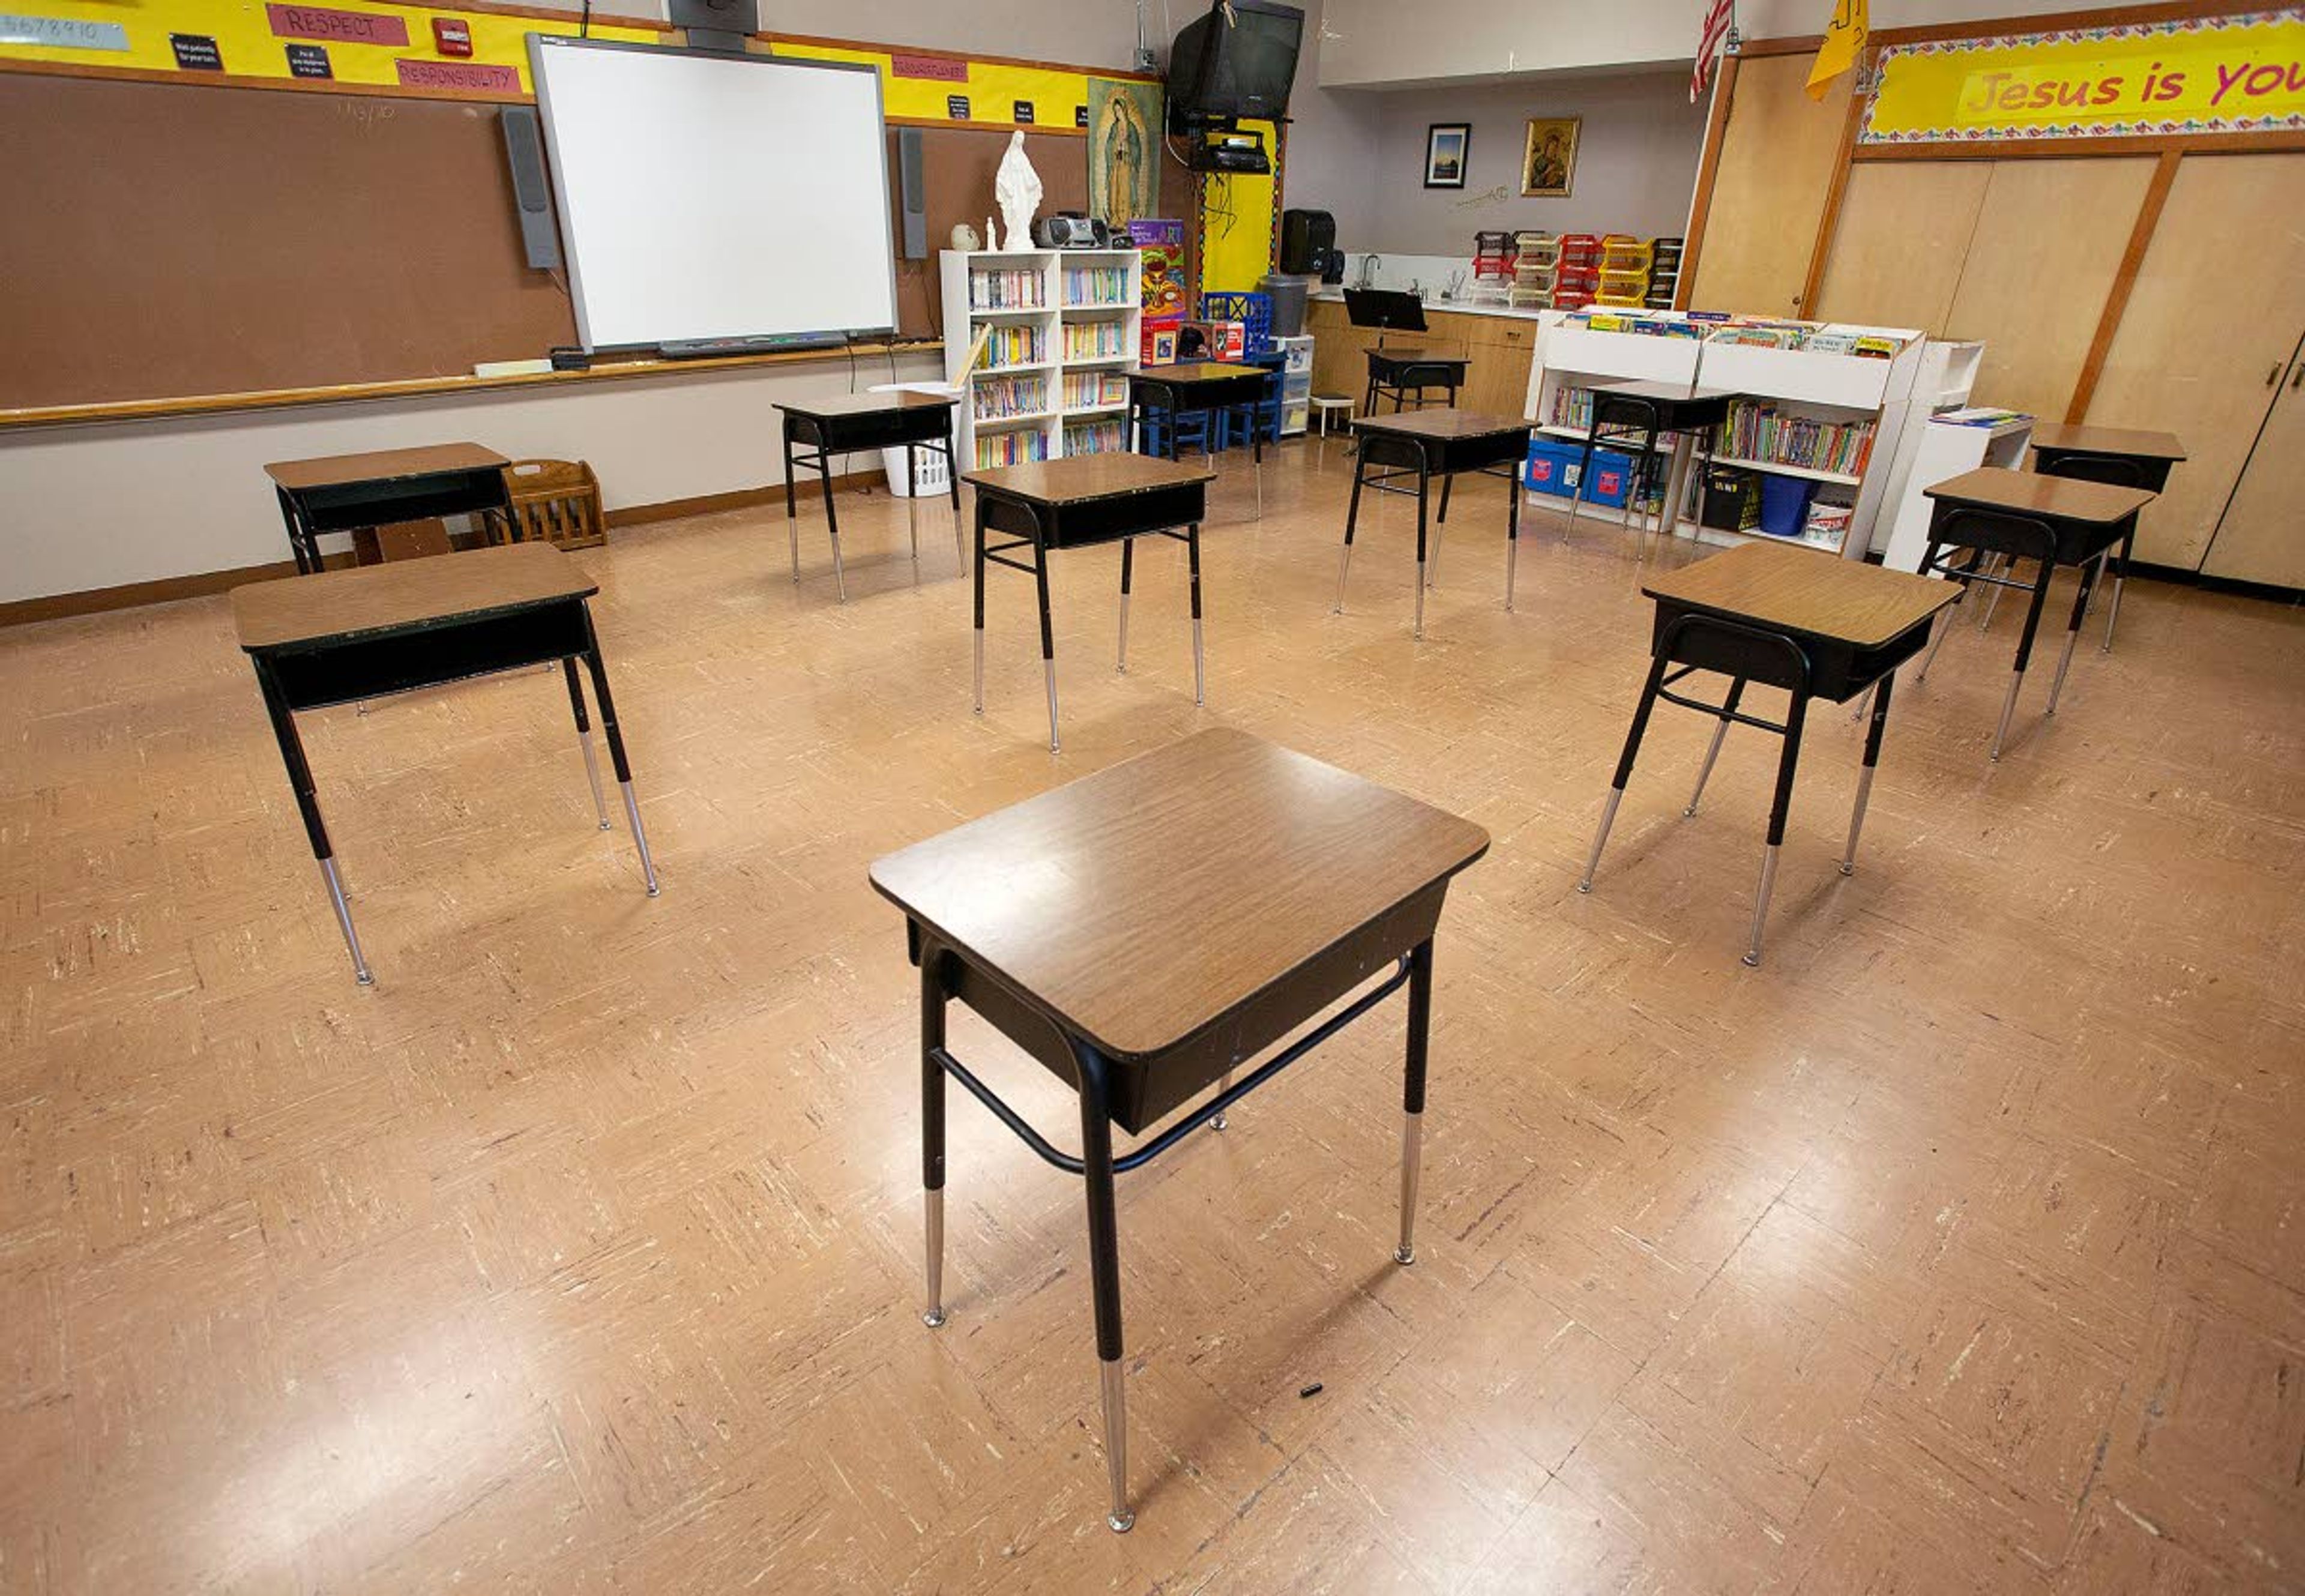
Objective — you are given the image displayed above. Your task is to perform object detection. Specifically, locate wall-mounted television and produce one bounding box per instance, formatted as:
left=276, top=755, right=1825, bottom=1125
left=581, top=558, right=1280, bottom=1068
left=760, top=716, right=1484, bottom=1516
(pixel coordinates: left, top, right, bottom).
left=1166, top=0, right=1304, bottom=130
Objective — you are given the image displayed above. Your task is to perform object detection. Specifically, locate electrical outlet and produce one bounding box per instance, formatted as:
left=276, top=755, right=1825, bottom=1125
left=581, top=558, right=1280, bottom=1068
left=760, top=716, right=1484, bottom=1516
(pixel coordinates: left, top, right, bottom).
left=1134, top=45, right=1157, bottom=71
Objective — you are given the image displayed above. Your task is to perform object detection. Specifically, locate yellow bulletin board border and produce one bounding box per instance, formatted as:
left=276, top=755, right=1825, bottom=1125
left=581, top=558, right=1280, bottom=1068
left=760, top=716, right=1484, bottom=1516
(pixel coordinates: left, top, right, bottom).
left=0, top=0, right=1156, bottom=122
left=1863, top=11, right=2305, bottom=145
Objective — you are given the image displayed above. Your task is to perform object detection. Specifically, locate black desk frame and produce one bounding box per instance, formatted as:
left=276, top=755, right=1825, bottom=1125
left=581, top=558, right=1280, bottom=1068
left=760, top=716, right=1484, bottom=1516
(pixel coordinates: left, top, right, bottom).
left=1912, top=499, right=2129, bottom=759
left=1336, top=422, right=1531, bottom=638
left=909, top=905, right=1443, bottom=1535
left=1562, top=388, right=1732, bottom=561
left=274, top=465, right=512, bottom=576
left=778, top=401, right=961, bottom=601
left=1579, top=605, right=1935, bottom=966
left=2028, top=447, right=2172, bottom=654
left=970, top=476, right=1208, bottom=752
left=1362, top=349, right=1467, bottom=421
left=244, top=594, right=658, bottom=985
left=1127, top=369, right=1267, bottom=519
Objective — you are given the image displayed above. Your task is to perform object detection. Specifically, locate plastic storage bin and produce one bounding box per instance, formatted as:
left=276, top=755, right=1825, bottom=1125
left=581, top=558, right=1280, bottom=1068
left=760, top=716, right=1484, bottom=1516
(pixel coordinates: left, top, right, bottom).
left=1700, top=466, right=1760, bottom=531
left=870, top=382, right=962, bottom=496
left=1758, top=472, right=1818, bottom=537
left=1198, top=292, right=1273, bottom=354
left=1525, top=438, right=1635, bottom=508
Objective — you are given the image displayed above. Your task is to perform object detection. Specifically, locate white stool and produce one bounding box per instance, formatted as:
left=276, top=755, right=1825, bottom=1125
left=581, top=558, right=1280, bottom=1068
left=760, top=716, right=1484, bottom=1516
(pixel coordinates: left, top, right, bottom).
left=1312, top=396, right=1355, bottom=462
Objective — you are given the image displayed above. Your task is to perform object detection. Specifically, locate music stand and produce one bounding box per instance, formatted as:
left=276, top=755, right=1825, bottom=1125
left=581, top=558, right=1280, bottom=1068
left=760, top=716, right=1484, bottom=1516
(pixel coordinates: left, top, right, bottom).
left=1344, top=288, right=1427, bottom=349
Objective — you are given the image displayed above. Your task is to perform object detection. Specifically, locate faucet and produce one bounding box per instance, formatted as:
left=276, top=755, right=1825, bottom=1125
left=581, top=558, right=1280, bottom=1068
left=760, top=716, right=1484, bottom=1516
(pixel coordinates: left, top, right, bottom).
left=1355, top=253, right=1381, bottom=290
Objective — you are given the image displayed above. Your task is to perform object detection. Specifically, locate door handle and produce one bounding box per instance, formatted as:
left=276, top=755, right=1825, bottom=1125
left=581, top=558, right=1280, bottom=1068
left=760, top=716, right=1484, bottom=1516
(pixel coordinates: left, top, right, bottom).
left=2291, top=362, right=2304, bottom=391
left=2271, top=364, right=2284, bottom=385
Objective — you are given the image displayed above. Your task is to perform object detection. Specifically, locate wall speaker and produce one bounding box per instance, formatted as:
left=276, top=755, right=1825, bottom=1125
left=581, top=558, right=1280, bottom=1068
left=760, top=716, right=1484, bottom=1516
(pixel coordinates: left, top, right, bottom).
left=499, top=106, right=561, bottom=271
left=897, top=127, right=927, bottom=260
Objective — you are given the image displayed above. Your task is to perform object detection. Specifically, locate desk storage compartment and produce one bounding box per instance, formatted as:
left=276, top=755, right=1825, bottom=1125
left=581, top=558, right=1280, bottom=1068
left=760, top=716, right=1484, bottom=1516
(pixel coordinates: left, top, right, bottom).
left=1649, top=599, right=1933, bottom=703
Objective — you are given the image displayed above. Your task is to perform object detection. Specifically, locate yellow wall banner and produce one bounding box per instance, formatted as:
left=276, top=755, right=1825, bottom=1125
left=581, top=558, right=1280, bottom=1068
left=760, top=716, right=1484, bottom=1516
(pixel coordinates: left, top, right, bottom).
left=1863, top=11, right=2305, bottom=143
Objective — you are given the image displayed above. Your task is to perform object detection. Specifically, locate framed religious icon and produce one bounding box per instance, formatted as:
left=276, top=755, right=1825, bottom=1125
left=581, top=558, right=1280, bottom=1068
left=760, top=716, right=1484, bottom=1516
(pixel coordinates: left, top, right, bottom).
left=1522, top=116, right=1580, bottom=198
left=1423, top=122, right=1469, bottom=188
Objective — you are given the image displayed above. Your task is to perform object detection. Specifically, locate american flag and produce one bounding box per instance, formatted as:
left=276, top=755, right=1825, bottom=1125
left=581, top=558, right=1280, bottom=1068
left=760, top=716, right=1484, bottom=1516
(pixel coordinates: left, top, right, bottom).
left=1691, top=0, right=1734, bottom=102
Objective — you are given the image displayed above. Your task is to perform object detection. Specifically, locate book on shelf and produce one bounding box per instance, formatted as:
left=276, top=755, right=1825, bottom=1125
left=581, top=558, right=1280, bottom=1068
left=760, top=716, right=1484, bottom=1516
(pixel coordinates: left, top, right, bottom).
left=1722, top=399, right=1875, bottom=477
left=973, top=324, right=1044, bottom=369
left=1935, top=406, right=2028, bottom=427
left=1062, top=265, right=1130, bottom=307
left=1062, top=418, right=1125, bottom=455
left=1061, top=370, right=1129, bottom=409
left=974, top=428, right=1049, bottom=468
left=969, top=267, right=1047, bottom=310
left=973, top=375, right=1046, bottom=421
left=1062, top=319, right=1131, bottom=361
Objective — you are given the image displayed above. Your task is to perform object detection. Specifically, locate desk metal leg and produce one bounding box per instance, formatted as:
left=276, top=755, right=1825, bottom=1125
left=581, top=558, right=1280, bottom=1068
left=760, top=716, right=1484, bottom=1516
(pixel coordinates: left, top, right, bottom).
left=1504, top=462, right=1523, bottom=612
left=1396, top=937, right=1432, bottom=1265
left=1116, top=538, right=1133, bottom=673
left=1745, top=688, right=1810, bottom=968
left=946, top=437, right=965, bottom=566
left=1581, top=651, right=1671, bottom=893
left=1842, top=672, right=1893, bottom=875
left=1914, top=541, right=1958, bottom=685
left=1438, top=470, right=1454, bottom=526
left=818, top=445, right=849, bottom=603
left=255, top=656, right=371, bottom=986
left=1412, top=459, right=1432, bottom=640
left=277, top=486, right=316, bottom=576
left=2102, top=525, right=2133, bottom=651
left=1336, top=449, right=1367, bottom=612
left=1070, top=1041, right=1133, bottom=1534
left=921, top=951, right=950, bottom=1329
left=1994, top=562, right=2057, bottom=760
left=579, top=610, right=660, bottom=896
left=906, top=443, right=921, bottom=571
left=1187, top=522, right=1206, bottom=706
left=1034, top=530, right=1060, bottom=753
left=1685, top=676, right=1747, bottom=816
left=562, top=658, right=612, bottom=830
left=972, top=501, right=988, bottom=714
left=783, top=426, right=802, bottom=584
left=2044, top=553, right=2099, bottom=718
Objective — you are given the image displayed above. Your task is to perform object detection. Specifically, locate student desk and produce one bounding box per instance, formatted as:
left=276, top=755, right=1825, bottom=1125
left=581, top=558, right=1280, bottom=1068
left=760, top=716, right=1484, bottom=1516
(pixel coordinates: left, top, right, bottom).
left=964, top=453, right=1215, bottom=753
left=1562, top=381, right=1738, bottom=560
left=229, top=543, right=659, bottom=985
left=869, top=726, right=1489, bottom=1534
left=1579, top=543, right=1957, bottom=967
left=1363, top=346, right=1468, bottom=417
left=2027, top=423, right=2185, bottom=652
left=1126, top=362, right=1269, bottom=487
left=265, top=444, right=511, bottom=575
left=774, top=392, right=961, bottom=601
left=1337, top=409, right=1533, bottom=637
left=1916, top=467, right=2156, bottom=759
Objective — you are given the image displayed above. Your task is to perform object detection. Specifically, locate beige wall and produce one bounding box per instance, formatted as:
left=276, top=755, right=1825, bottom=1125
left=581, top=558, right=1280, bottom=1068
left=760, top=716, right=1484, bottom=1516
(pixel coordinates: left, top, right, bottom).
left=1359, top=69, right=1705, bottom=254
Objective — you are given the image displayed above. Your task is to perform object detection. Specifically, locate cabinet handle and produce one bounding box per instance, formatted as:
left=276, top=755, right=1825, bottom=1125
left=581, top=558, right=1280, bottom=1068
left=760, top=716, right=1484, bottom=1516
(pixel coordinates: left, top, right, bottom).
left=2292, top=362, right=2304, bottom=391
left=2271, top=364, right=2284, bottom=385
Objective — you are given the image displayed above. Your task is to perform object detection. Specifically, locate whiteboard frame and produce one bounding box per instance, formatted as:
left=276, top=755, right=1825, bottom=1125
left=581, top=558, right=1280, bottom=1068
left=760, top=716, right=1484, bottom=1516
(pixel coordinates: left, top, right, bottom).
left=527, top=34, right=900, bottom=354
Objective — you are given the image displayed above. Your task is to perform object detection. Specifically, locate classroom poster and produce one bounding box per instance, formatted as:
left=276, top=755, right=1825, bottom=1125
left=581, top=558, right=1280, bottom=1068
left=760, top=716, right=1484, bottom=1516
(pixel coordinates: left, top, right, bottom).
left=1864, top=11, right=2305, bottom=143
left=1086, top=76, right=1160, bottom=230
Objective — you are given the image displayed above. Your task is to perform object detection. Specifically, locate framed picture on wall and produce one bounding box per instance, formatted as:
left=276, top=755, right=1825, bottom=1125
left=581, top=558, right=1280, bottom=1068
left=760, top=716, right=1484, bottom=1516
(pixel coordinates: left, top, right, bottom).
left=1423, top=122, right=1469, bottom=189
left=1521, top=116, right=1580, bottom=198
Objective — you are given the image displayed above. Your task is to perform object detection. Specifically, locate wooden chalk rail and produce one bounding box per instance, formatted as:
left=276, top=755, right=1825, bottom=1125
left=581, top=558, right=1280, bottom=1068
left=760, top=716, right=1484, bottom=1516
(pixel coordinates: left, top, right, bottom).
left=0, top=342, right=944, bottom=432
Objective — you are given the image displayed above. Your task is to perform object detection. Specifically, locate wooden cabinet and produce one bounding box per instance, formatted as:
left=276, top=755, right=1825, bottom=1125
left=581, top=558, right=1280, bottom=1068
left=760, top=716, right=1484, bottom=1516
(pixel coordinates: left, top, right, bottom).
left=1304, top=300, right=1538, bottom=419
left=2084, top=152, right=2305, bottom=572
left=2201, top=334, right=2305, bottom=586
left=1686, top=55, right=1852, bottom=317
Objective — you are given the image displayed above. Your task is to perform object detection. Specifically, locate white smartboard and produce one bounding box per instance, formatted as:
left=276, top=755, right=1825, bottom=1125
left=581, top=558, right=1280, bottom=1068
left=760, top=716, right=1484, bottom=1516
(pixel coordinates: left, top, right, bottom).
left=528, top=37, right=898, bottom=351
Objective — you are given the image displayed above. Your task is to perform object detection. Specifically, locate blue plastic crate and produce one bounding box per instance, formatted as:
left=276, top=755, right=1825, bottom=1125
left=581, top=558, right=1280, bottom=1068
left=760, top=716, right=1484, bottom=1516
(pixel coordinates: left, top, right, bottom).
left=1525, top=438, right=1634, bottom=508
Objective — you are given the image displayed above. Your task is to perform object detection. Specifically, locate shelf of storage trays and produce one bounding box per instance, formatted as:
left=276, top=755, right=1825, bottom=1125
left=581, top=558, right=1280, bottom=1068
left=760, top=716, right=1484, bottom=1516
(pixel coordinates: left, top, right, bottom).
left=941, top=248, right=1145, bottom=470
left=1519, top=304, right=1981, bottom=558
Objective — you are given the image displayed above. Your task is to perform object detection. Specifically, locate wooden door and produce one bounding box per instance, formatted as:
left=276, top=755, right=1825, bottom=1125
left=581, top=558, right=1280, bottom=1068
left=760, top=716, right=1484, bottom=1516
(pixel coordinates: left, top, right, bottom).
left=2201, top=331, right=2305, bottom=586
left=2085, top=152, right=2305, bottom=569
left=1813, top=161, right=1990, bottom=331
left=1684, top=55, right=1853, bottom=317
left=1941, top=157, right=2158, bottom=420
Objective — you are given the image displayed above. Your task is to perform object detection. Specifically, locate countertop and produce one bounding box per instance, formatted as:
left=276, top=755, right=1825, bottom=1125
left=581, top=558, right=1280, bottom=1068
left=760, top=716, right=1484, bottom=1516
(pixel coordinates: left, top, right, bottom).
left=1307, top=291, right=1547, bottom=324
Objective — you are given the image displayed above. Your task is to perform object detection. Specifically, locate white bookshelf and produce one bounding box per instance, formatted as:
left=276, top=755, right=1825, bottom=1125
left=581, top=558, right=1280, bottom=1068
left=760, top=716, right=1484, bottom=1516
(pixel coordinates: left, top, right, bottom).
left=1519, top=310, right=1982, bottom=558
left=1879, top=411, right=2034, bottom=573
left=941, top=248, right=1143, bottom=470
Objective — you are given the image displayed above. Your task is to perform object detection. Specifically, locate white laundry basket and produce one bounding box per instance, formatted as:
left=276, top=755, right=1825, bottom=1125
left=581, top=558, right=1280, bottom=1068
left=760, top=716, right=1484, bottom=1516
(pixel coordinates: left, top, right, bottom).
left=870, top=382, right=962, bottom=497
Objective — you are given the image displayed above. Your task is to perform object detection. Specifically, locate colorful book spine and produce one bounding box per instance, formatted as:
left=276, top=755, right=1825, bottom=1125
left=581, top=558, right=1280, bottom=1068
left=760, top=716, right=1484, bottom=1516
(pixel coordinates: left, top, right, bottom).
left=974, top=429, right=1050, bottom=468
left=969, top=268, right=1046, bottom=310
left=975, top=324, right=1044, bottom=369
left=1062, top=321, right=1129, bottom=361
left=972, top=375, right=1046, bottom=422
left=1721, top=400, right=1876, bottom=477
left=1062, top=266, right=1130, bottom=306
left=1061, top=371, right=1128, bottom=409
left=1063, top=419, right=1125, bottom=455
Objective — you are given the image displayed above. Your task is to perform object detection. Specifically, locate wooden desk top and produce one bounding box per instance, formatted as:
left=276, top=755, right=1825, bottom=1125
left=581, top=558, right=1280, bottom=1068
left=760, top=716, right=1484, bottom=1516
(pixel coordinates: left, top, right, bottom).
left=264, top=443, right=508, bottom=491
left=869, top=727, right=1490, bottom=1061
left=1642, top=541, right=1957, bottom=648
left=1127, top=362, right=1265, bottom=386
left=773, top=391, right=956, bottom=420
left=1591, top=380, right=1740, bottom=405
left=2027, top=423, right=2186, bottom=461
left=963, top=453, right=1216, bottom=505
left=1923, top=466, right=2156, bottom=525
left=1367, top=347, right=1468, bottom=367
left=1352, top=409, right=1531, bottom=441
left=232, top=543, right=594, bottom=651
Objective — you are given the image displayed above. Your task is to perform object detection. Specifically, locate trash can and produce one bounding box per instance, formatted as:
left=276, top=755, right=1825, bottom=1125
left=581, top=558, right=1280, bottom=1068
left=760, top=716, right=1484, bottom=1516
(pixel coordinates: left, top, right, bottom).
left=1259, top=272, right=1312, bottom=339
